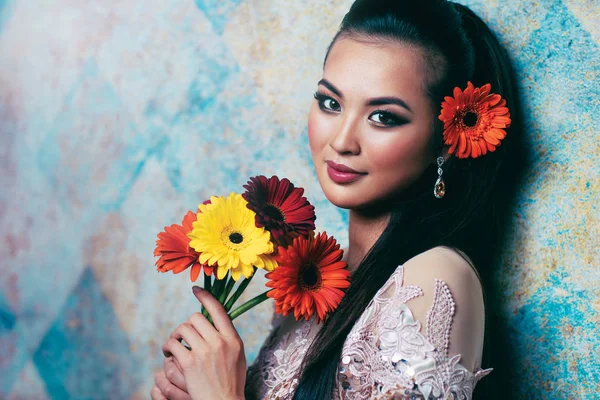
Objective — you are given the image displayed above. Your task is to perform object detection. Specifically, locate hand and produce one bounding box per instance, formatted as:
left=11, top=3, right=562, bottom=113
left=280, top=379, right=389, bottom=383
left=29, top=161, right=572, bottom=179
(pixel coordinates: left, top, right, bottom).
left=151, top=357, right=191, bottom=400
left=161, top=286, right=247, bottom=400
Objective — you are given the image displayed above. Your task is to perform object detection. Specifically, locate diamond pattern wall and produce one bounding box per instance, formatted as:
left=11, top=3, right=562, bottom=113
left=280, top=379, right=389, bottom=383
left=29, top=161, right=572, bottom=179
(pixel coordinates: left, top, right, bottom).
left=33, top=268, right=143, bottom=399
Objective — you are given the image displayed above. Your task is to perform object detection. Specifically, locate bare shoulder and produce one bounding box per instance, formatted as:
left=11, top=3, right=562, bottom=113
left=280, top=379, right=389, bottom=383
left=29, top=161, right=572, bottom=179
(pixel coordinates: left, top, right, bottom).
left=403, top=246, right=483, bottom=296
left=401, top=246, right=485, bottom=370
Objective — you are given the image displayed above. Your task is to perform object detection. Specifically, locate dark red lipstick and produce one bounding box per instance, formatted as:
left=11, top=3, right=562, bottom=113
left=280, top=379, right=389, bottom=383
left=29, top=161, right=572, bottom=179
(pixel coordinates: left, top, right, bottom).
left=326, top=161, right=367, bottom=184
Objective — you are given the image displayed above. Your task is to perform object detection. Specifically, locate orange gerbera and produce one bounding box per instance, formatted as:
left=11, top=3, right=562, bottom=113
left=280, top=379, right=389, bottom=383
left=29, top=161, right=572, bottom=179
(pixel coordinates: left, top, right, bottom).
left=154, top=210, right=213, bottom=282
left=265, top=232, right=350, bottom=324
left=439, top=82, right=511, bottom=159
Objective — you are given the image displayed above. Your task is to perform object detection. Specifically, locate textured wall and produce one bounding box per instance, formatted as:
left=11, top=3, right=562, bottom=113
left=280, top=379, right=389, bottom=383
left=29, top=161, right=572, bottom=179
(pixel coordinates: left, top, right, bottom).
left=0, top=0, right=598, bottom=398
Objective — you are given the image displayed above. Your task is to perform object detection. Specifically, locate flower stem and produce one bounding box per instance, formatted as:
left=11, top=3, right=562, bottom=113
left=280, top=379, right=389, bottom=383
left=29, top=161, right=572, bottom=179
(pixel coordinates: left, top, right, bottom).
left=201, top=272, right=212, bottom=317
left=204, top=275, right=226, bottom=320
left=219, top=275, right=236, bottom=304
left=212, top=275, right=226, bottom=298
left=228, top=290, right=272, bottom=321
left=204, top=272, right=212, bottom=293
left=224, top=272, right=255, bottom=312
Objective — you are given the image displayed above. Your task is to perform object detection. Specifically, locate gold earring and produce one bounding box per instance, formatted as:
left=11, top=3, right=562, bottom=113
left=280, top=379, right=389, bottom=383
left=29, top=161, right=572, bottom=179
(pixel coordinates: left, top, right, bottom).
left=434, top=157, right=446, bottom=199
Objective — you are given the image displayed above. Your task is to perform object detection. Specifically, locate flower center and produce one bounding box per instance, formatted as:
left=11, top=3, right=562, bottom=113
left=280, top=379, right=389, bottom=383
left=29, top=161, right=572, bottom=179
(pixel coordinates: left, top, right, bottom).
left=262, top=203, right=285, bottom=223
left=299, top=263, right=322, bottom=291
left=229, top=232, right=244, bottom=244
left=463, top=111, right=479, bottom=127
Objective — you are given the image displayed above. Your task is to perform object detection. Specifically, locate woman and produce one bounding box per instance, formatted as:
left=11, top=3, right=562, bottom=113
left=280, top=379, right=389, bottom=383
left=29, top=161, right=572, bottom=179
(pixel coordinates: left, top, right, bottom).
left=152, top=0, right=524, bottom=398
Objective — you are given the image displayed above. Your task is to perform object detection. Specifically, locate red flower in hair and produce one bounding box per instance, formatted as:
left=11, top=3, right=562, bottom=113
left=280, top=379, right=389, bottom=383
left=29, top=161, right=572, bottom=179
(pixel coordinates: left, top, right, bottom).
left=439, top=82, right=511, bottom=159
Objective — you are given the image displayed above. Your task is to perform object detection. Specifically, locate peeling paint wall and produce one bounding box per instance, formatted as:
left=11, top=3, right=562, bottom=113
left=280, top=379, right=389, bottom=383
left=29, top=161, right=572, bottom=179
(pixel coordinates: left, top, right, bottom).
left=0, top=1, right=598, bottom=398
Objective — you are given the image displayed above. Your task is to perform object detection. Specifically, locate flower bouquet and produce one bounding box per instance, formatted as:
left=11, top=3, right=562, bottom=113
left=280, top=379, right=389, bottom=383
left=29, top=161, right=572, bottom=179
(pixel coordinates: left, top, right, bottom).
left=154, top=176, right=351, bottom=324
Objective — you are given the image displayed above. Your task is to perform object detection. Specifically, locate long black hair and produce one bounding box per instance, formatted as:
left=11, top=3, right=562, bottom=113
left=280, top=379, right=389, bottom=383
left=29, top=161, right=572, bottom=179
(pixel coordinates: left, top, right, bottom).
left=292, top=0, right=526, bottom=398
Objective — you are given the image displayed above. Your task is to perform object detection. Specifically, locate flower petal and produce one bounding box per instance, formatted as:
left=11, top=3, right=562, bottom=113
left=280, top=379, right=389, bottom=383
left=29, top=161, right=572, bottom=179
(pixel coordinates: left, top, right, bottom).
left=440, top=82, right=510, bottom=159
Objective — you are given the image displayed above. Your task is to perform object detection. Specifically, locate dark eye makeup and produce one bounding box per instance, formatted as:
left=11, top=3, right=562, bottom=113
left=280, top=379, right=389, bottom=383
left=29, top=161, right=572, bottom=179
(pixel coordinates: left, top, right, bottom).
left=368, top=110, right=409, bottom=127
left=313, top=91, right=409, bottom=128
left=313, top=92, right=341, bottom=112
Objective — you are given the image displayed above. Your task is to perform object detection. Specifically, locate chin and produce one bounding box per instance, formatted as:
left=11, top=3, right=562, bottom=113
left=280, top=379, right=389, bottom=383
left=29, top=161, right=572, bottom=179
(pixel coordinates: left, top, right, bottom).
left=318, top=179, right=375, bottom=210
left=317, top=173, right=408, bottom=212
left=323, top=192, right=360, bottom=210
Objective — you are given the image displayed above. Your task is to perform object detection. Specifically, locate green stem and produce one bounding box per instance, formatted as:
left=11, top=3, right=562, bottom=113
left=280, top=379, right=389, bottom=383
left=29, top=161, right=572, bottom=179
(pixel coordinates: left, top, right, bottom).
left=219, top=274, right=236, bottom=304
left=204, top=272, right=212, bottom=293
left=212, top=275, right=226, bottom=298
left=201, top=272, right=213, bottom=317
left=204, top=274, right=225, bottom=319
left=211, top=274, right=232, bottom=324
left=228, top=291, right=271, bottom=320
left=224, top=272, right=255, bottom=312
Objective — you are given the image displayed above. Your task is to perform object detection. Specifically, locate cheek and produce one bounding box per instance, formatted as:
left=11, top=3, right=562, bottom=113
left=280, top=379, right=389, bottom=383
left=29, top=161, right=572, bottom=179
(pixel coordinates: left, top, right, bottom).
left=365, top=129, right=434, bottom=183
left=307, top=105, right=328, bottom=157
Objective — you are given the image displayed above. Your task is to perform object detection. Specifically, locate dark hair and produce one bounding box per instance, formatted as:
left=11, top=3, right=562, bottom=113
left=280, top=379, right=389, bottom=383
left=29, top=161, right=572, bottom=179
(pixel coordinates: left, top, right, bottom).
left=292, top=0, right=526, bottom=398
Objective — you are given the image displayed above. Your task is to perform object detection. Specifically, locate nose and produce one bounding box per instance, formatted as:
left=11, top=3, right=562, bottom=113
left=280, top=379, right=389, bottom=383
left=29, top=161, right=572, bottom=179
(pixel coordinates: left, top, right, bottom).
left=329, top=113, right=361, bottom=156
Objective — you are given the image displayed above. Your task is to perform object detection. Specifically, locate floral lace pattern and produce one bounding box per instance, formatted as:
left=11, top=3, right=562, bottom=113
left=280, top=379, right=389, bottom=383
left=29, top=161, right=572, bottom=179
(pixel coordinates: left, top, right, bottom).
left=245, top=265, right=492, bottom=400
left=245, top=315, right=312, bottom=399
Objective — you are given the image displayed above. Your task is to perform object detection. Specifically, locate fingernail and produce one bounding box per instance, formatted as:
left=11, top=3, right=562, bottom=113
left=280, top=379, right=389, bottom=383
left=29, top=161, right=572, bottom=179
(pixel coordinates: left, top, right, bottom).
left=192, top=286, right=203, bottom=294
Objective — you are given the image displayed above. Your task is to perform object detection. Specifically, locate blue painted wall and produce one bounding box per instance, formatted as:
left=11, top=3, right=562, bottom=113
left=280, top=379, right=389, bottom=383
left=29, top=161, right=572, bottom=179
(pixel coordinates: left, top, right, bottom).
left=0, top=1, right=598, bottom=398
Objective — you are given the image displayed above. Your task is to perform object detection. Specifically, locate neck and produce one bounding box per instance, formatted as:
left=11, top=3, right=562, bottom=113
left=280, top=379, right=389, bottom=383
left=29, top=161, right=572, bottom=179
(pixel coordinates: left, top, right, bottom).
left=346, top=208, right=390, bottom=274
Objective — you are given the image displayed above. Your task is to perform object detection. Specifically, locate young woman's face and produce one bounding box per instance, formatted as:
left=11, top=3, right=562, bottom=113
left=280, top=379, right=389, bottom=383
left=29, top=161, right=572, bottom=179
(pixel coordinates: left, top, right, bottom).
left=308, top=37, right=438, bottom=210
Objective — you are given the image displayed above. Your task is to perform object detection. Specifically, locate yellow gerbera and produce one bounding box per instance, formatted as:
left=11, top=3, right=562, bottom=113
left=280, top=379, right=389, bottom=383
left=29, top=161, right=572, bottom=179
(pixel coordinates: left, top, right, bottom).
left=187, top=192, right=277, bottom=281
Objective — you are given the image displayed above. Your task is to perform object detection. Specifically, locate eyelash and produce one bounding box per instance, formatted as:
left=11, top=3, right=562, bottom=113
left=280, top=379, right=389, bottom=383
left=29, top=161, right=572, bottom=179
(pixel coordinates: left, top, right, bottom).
left=370, top=110, right=408, bottom=127
left=313, top=92, right=339, bottom=112
left=313, top=91, right=408, bottom=128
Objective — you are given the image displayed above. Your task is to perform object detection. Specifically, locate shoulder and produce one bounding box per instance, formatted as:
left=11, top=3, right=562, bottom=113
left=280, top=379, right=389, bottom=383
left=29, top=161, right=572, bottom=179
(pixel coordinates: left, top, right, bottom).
left=399, top=246, right=485, bottom=370
left=402, top=246, right=483, bottom=304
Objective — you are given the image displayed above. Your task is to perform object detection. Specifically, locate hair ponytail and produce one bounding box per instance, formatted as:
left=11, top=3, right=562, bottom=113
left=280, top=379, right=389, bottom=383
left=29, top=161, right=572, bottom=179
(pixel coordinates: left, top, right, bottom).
left=453, top=3, right=521, bottom=124
left=453, top=4, right=527, bottom=397
left=290, top=1, right=526, bottom=398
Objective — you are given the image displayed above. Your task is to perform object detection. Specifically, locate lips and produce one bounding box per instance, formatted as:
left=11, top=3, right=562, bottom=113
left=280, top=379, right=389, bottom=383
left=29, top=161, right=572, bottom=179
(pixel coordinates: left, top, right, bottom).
left=326, top=161, right=367, bottom=184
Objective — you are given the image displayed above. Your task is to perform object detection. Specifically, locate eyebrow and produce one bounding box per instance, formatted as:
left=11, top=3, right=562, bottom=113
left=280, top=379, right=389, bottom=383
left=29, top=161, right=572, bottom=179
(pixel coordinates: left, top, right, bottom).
left=367, top=97, right=412, bottom=113
left=317, top=78, right=413, bottom=113
left=318, top=79, right=342, bottom=98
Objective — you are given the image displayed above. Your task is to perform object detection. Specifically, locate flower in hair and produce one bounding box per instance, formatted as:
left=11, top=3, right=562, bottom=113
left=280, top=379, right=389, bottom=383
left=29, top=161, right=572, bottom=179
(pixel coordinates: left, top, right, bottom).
left=439, top=82, right=511, bottom=159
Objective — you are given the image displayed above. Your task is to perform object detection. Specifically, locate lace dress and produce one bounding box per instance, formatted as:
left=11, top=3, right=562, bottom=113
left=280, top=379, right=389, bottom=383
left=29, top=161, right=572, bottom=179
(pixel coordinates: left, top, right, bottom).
left=245, top=264, right=492, bottom=400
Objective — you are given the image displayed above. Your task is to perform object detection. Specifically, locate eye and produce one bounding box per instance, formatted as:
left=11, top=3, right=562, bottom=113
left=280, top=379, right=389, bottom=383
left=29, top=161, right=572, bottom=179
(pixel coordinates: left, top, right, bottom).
left=314, top=92, right=341, bottom=113
left=369, top=111, right=408, bottom=127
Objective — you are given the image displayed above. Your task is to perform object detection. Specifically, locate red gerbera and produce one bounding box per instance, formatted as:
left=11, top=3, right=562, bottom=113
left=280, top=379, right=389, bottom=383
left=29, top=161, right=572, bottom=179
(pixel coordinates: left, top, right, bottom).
left=265, top=232, right=350, bottom=324
left=439, top=81, right=511, bottom=159
left=154, top=210, right=213, bottom=282
left=242, top=175, right=316, bottom=244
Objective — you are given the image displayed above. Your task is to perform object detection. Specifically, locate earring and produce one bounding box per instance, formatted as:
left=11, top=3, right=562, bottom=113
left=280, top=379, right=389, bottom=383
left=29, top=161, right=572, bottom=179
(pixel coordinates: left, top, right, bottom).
left=434, top=156, right=446, bottom=199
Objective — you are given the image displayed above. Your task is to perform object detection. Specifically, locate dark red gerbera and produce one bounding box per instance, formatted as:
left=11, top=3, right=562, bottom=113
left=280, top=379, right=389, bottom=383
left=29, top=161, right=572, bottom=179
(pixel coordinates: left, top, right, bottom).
left=265, top=232, right=350, bottom=324
left=242, top=175, right=316, bottom=244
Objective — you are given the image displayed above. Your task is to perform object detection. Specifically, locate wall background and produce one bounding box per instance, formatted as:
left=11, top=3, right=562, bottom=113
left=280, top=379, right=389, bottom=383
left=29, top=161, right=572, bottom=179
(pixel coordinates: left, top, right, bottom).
left=1, top=0, right=598, bottom=398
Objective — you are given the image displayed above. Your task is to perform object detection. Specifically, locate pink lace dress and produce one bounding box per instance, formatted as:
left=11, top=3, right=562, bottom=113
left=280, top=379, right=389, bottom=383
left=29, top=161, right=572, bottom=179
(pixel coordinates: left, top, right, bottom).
left=245, top=264, right=492, bottom=399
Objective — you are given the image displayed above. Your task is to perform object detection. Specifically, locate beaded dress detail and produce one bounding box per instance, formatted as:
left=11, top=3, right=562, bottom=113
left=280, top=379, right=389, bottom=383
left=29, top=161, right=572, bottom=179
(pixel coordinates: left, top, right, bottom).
left=245, top=265, right=492, bottom=399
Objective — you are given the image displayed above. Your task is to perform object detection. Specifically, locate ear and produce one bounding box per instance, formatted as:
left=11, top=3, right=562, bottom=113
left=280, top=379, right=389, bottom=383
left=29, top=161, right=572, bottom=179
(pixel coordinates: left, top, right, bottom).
left=432, top=147, right=452, bottom=165
left=442, top=148, right=452, bottom=163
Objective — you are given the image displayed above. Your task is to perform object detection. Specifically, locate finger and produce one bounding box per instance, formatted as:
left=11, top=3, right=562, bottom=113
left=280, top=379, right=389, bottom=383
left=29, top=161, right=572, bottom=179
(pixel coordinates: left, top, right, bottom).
left=170, top=322, right=204, bottom=351
left=188, top=312, right=220, bottom=343
left=170, top=354, right=184, bottom=372
left=162, top=337, right=190, bottom=362
left=163, top=357, right=187, bottom=391
left=156, top=370, right=192, bottom=400
left=192, top=286, right=237, bottom=337
left=151, top=385, right=167, bottom=400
